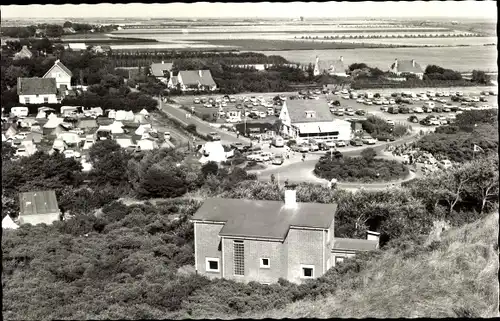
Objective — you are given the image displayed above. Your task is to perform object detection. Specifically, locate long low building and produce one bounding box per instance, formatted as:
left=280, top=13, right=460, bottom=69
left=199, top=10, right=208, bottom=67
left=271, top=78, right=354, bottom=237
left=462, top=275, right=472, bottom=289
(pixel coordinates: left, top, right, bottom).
left=279, top=98, right=352, bottom=144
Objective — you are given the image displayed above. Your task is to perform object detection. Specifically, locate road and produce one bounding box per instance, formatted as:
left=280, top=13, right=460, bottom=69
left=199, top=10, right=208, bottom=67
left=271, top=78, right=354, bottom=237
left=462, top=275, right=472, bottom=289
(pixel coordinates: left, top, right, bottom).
left=158, top=97, right=250, bottom=145
left=248, top=133, right=422, bottom=191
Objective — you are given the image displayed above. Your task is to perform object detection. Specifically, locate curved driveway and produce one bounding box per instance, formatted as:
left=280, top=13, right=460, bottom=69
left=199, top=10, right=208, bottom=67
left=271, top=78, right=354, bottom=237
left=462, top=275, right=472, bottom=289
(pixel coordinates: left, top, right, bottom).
left=249, top=133, right=422, bottom=190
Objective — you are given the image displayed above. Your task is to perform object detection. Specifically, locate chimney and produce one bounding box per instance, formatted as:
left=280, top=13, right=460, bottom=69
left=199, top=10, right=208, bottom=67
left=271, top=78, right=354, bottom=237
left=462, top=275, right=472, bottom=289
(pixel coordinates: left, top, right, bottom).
left=315, top=56, right=319, bottom=64
left=55, top=59, right=60, bottom=64
left=412, top=59, right=415, bottom=67
left=366, top=230, right=380, bottom=247
left=284, top=185, right=297, bottom=208
left=198, top=70, right=203, bottom=77
left=394, top=58, right=398, bottom=68
left=161, top=60, right=164, bottom=64
left=22, top=45, right=28, bottom=50
left=340, top=56, right=344, bottom=62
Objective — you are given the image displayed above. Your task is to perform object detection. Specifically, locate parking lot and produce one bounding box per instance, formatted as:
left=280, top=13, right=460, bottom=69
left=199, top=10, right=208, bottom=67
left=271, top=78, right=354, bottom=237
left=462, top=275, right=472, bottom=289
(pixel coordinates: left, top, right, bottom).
left=173, top=87, right=498, bottom=132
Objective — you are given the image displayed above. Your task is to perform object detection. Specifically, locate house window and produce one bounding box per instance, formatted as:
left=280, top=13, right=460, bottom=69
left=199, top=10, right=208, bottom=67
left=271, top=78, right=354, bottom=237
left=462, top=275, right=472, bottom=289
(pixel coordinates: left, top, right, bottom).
left=24, top=97, right=30, bottom=104
left=260, top=258, right=270, bottom=269
left=44, top=97, right=49, bottom=104
left=205, top=257, right=220, bottom=273
left=301, top=264, right=315, bottom=279
left=335, top=257, right=345, bottom=264
left=234, top=240, right=245, bottom=276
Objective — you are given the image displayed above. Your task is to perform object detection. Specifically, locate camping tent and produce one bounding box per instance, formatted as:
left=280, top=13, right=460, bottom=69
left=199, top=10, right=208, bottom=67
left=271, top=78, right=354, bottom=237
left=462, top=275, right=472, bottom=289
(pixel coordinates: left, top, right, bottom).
left=43, top=114, right=64, bottom=129
left=199, top=141, right=229, bottom=164
left=135, top=124, right=152, bottom=136
left=107, top=110, right=117, bottom=119
left=2, top=215, right=19, bottom=230
left=137, top=138, right=158, bottom=151
left=36, top=110, right=47, bottom=119
left=110, top=121, right=125, bottom=134
left=139, top=109, right=149, bottom=116
left=115, top=110, right=135, bottom=121
left=52, top=139, right=67, bottom=152
left=58, top=132, right=80, bottom=145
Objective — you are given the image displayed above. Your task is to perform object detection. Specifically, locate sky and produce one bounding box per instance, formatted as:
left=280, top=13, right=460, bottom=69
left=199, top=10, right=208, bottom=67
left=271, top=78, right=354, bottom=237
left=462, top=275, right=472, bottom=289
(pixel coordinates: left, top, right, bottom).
left=1, top=1, right=497, bottom=20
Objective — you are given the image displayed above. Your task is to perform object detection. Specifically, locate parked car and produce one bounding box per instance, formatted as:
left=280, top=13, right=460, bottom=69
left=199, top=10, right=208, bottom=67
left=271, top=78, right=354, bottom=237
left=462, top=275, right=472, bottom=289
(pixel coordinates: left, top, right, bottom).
left=318, top=141, right=336, bottom=150
left=345, top=109, right=355, bottom=116
left=362, top=136, right=377, bottom=145
left=194, top=98, right=200, bottom=104
left=272, top=155, right=284, bottom=165
left=350, top=139, right=363, bottom=146
left=408, top=115, right=419, bottom=123
left=247, top=152, right=263, bottom=161
left=438, top=159, right=453, bottom=170
left=412, top=106, right=424, bottom=113
left=257, top=152, right=274, bottom=162
left=291, top=144, right=309, bottom=153
left=388, top=106, right=399, bottom=114
left=308, top=143, right=320, bottom=152
left=432, top=106, right=443, bottom=113
left=272, top=136, right=285, bottom=147
left=70, top=128, right=84, bottom=135
left=356, top=98, right=365, bottom=103
left=386, top=120, right=395, bottom=126
left=63, top=150, right=81, bottom=159
left=336, top=141, right=346, bottom=147
left=442, top=106, right=451, bottom=112
left=355, top=109, right=366, bottom=116
left=207, top=132, right=221, bottom=141
left=399, top=106, right=410, bottom=114
left=334, top=110, right=345, bottom=116
left=376, top=133, right=395, bottom=142
left=380, top=106, right=389, bottom=112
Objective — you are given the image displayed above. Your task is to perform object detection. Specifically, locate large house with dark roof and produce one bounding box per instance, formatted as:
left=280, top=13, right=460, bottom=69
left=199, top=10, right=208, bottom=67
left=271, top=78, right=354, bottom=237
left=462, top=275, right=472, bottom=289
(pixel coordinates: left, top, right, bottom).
left=313, top=56, right=348, bottom=77
left=389, top=58, right=424, bottom=80
left=150, top=61, right=173, bottom=84
left=278, top=98, right=352, bottom=144
left=192, top=187, right=379, bottom=284
left=176, top=70, right=217, bottom=91
left=43, top=59, right=73, bottom=89
left=17, top=77, right=58, bottom=104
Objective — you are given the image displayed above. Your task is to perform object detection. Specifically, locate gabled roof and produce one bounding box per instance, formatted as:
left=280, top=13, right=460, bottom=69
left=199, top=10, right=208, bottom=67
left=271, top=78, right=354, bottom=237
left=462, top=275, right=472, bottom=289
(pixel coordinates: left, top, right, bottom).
left=332, top=238, right=379, bottom=252
left=14, top=46, right=33, bottom=59
left=178, top=70, right=216, bottom=87
left=283, top=99, right=334, bottom=123
left=43, top=59, right=73, bottom=78
left=150, top=62, right=173, bottom=77
left=19, top=190, right=59, bottom=216
left=17, top=78, right=57, bottom=96
left=2, top=215, right=19, bottom=230
left=391, top=59, right=424, bottom=74
left=317, top=59, right=346, bottom=74
left=192, top=197, right=337, bottom=240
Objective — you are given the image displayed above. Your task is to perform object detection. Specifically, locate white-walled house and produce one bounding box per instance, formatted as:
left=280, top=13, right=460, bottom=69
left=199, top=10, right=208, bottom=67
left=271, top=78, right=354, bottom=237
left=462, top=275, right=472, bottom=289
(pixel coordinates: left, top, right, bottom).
left=313, top=56, right=348, bottom=77
left=389, top=58, right=424, bottom=80
left=43, top=59, right=73, bottom=89
left=177, top=70, right=217, bottom=92
left=279, top=99, right=352, bottom=144
left=17, top=77, right=58, bottom=104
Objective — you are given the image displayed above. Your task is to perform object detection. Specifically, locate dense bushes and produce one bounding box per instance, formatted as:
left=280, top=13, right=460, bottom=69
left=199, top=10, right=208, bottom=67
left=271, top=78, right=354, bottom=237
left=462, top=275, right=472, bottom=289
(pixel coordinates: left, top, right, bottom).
left=314, top=149, right=409, bottom=183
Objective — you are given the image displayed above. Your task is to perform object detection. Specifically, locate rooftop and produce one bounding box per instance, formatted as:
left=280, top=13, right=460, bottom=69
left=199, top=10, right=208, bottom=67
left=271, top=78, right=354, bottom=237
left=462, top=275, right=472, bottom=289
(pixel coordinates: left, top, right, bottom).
left=150, top=62, right=173, bottom=77
left=284, top=98, right=334, bottom=123
left=192, top=197, right=337, bottom=240
left=333, top=238, right=379, bottom=252
left=178, top=70, right=216, bottom=87
left=17, top=78, right=57, bottom=96
left=391, top=59, right=424, bottom=74
left=19, top=190, right=60, bottom=216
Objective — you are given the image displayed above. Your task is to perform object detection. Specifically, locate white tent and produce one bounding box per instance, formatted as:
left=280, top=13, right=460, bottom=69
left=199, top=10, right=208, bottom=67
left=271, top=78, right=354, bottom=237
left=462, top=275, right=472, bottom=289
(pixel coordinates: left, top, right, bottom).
left=110, top=121, right=125, bottom=134
left=134, top=114, right=148, bottom=124
left=36, top=110, right=47, bottom=119
left=44, top=115, right=64, bottom=129
left=116, top=137, right=134, bottom=148
left=137, top=139, right=158, bottom=151
left=58, top=132, right=80, bottom=145
left=90, top=107, right=103, bottom=117
left=52, top=139, right=67, bottom=151
left=135, top=124, right=152, bottom=136
left=2, top=215, right=19, bottom=230
left=81, top=160, right=93, bottom=172
left=115, top=110, right=135, bottom=121
left=199, top=141, right=228, bottom=164
left=139, top=109, right=149, bottom=116
left=107, top=110, right=116, bottom=119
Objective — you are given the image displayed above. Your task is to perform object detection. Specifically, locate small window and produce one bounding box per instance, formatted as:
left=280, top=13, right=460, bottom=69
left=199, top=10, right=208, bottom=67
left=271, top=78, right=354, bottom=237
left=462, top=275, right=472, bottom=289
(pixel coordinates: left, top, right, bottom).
left=335, top=257, right=345, bottom=264
left=205, top=257, right=220, bottom=273
left=24, top=97, right=30, bottom=104
left=260, top=258, right=270, bottom=269
left=301, top=265, right=315, bottom=279
left=44, top=97, right=49, bottom=104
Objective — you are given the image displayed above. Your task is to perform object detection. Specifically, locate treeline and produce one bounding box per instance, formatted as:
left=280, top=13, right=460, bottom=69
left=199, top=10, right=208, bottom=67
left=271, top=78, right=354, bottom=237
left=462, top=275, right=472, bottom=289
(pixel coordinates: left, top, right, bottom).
left=1, top=22, right=117, bottom=39
left=111, top=52, right=289, bottom=68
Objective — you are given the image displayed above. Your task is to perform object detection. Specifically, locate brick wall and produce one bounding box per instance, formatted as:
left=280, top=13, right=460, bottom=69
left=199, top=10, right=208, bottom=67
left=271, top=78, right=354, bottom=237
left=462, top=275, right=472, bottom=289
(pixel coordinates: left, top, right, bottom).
left=222, top=238, right=285, bottom=284
left=194, top=222, right=224, bottom=279
left=286, top=228, right=325, bottom=283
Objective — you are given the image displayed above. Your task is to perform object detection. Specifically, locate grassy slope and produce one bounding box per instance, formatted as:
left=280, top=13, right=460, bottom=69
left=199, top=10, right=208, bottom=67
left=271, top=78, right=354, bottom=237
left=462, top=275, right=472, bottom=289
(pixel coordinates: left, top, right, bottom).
left=244, top=212, right=499, bottom=319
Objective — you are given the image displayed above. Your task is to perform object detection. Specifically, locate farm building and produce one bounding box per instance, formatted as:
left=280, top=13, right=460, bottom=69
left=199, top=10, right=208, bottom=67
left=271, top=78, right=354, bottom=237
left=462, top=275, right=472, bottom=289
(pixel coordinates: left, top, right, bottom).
left=150, top=61, right=173, bottom=84
left=191, top=187, right=380, bottom=284
left=279, top=98, right=352, bottom=144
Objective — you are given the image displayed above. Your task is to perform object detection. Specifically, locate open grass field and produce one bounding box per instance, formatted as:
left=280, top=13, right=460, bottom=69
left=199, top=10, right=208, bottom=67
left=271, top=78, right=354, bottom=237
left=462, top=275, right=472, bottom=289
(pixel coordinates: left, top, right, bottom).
left=241, top=212, right=499, bottom=319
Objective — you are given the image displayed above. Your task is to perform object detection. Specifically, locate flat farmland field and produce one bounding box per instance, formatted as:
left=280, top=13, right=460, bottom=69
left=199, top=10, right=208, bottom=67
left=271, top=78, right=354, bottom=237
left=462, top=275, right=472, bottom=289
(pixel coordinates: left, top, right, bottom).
left=255, top=46, right=498, bottom=73
left=321, top=37, right=497, bottom=47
